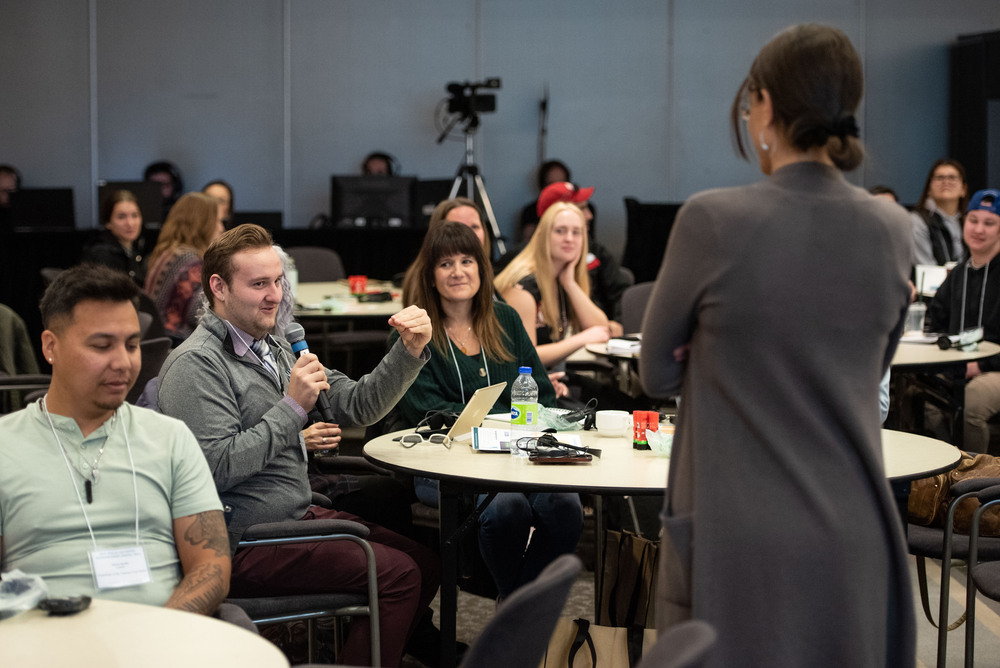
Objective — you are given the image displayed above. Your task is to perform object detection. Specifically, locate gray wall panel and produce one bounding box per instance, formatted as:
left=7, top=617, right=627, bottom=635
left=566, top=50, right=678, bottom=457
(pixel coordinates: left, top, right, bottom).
left=0, top=0, right=92, bottom=226
left=95, top=0, right=284, bottom=213
left=1, top=0, right=998, bottom=257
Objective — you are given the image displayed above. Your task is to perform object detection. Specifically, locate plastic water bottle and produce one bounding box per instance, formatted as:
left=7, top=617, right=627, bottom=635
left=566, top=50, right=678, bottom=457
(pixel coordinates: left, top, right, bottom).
left=511, top=366, right=539, bottom=434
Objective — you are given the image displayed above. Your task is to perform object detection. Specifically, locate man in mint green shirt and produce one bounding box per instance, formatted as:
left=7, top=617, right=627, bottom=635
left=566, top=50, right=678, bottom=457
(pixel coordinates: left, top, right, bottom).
left=0, top=264, right=228, bottom=614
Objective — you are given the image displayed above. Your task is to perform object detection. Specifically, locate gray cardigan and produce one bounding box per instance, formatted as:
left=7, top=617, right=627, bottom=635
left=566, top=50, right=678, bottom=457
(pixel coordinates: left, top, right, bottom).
left=157, top=309, right=427, bottom=550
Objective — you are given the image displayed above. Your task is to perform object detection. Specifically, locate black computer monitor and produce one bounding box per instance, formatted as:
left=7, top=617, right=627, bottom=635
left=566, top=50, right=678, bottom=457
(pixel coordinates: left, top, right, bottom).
left=412, top=178, right=457, bottom=228
left=330, top=176, right=416, bottom=228
left=8, top=188, right=75, bottom=230
left=97, top=181, right=165, bottom=227
left=231, top=210, right=283, bottom=232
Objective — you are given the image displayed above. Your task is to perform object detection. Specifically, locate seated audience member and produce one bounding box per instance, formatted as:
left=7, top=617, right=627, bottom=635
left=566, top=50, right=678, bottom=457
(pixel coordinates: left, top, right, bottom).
left=495, top=201, right=612, bottom=368
left=267, top=245, right=418, bottom=538
left=869, top=184, right=899, bottom=203
left=428, top=197, right=489, bottom=251
left=0, top=163, right=20, bottom=208
left=516, top=159, right=571, bottom=243
left=202, top=179, right=234, bottom=229
left=81, top=189, right=147, bottom=287
left=144, top=192, right=224, bottom=344
left=0, top=163, right=22, bottom=230
left=500, top=182, right=629, bottom=334
left=361, top=151, right=397, bottom=176
left=926, top=189, right=1000, bottom=452
left=0, top=302, right=39, bottom=376
left=411, top=200, right=571, bottom=397
left=156, top=224, right=445, bottom=666
left=396, top=221, right=582, bottom=599
left=911, top=159, right=969, bottom=266
left=144, top=160, right=184, bottom=222
left=0, top=264, right=229, bottom=613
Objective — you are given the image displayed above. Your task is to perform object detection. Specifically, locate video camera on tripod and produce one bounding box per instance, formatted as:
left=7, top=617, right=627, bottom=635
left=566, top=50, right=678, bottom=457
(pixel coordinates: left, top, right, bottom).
left=446, top=78, right=502, bottom=117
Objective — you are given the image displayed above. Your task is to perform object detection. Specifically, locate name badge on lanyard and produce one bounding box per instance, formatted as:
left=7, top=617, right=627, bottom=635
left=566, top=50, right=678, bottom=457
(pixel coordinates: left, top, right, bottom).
left=89, top=546, right=152, bottom=590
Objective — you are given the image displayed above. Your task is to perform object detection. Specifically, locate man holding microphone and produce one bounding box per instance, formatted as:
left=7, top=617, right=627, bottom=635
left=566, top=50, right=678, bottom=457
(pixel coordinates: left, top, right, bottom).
left=157, top=223, right=441, bottom=666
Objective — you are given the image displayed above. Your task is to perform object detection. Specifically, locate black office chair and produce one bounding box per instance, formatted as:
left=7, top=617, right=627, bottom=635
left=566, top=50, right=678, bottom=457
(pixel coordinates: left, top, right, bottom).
left=908, top=477, right=1000, bottom=666
left=286, top=246, right=347, bottom=282
left=635, top=620, right=717, bottom=668
left=225, top=512, right=381, bottom=666
left=126, top=336, right=172, bottom=405
left=622, top=198, right=681, bottom=284
left=621, top=282, right=655, bottom=335
left=0, top=372, right=50, bottom=414
left=137, top=291, right=167, bottom=341
left=963, top=483, right=1000, bottom=666
left=458, top=554, right=581, bottom=668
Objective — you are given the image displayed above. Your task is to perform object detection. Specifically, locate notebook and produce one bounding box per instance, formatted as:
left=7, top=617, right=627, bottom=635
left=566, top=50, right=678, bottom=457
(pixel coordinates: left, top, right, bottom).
left=446, top=381, right=507, bottom=442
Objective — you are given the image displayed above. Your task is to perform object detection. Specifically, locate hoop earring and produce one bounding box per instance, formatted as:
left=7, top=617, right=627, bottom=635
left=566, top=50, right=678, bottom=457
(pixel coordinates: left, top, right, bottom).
left=759, top=131, right=769, bottom=152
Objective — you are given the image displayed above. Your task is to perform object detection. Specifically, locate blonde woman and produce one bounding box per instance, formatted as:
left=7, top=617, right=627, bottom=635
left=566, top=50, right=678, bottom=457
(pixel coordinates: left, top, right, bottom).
left=494, top=201, right=610, bottom=367
left=145, top=192, right=224, bottom=343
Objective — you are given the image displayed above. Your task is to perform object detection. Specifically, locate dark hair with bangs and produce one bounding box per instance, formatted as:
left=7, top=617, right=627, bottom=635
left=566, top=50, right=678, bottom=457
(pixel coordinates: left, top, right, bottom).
left=402, top=222, right=512, bottom=361
left=731, top=24, right=865, bottom=172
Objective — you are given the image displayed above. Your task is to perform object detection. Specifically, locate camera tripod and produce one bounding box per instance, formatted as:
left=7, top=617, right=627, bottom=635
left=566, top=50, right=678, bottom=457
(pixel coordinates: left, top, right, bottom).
left=441, top=115, right=507, bottom=257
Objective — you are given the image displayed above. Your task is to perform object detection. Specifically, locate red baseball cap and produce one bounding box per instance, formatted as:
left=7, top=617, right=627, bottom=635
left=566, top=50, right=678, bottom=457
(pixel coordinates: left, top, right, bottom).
left=536, top=181, right=595, bottom=217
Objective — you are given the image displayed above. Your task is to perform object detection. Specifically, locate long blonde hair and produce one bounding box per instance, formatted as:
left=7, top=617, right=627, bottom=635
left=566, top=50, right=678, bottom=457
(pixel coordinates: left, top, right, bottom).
left=148, top=192, right=219, bottom=268
left=494, top=201, right=590, bottom=340
left=403, top=222, right=512, bottom=361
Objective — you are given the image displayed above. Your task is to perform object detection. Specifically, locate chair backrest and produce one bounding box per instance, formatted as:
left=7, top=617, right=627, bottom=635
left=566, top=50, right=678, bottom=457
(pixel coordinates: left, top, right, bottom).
left=635, top=620, right=717, bottom=668
left=286, top=246, right=346, bottom=282
left=621, top=281, right=655, bottom=335
left=621, top=198, right=681, bottom=284
left=138, top=311, right=153, bottom=338
left=136, top=292, right=167, bottom=341
left=127, top=336, right=171, bottom=404
left=459, top=554, right=582, bottom=668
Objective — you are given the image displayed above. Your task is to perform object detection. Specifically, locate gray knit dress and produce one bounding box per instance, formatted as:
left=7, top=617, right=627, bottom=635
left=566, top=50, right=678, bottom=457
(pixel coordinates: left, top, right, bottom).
left=640, top=161, right=915, bottom=667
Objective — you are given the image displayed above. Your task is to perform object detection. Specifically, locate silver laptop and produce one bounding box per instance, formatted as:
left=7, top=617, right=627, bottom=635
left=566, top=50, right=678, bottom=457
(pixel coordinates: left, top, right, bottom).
left=446, top=382, right=507, bottom=442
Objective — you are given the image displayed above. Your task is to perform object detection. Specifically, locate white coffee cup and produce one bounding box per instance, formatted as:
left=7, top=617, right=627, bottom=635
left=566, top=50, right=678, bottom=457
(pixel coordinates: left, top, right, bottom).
left=595, top=410, right=631, bottom=437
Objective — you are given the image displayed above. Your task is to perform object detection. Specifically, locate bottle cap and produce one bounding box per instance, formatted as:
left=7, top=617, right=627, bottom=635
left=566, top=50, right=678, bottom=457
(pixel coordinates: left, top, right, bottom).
left=519, top=366, right=531, bottom=373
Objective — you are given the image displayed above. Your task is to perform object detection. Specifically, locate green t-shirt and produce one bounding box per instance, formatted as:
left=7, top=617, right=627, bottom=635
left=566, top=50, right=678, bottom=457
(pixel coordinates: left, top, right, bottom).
left=0, top=402, right=222, bottom=605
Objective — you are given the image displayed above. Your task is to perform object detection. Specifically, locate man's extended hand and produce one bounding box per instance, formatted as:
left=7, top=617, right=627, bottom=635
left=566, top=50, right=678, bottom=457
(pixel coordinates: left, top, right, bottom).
left=388, top=305, right=432, bottom=358
left=287, top=352, right=331, bottom=412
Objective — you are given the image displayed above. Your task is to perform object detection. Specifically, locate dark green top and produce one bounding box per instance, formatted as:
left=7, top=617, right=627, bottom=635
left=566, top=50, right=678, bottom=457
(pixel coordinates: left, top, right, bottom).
left=393, top=301, right=556, bottom=426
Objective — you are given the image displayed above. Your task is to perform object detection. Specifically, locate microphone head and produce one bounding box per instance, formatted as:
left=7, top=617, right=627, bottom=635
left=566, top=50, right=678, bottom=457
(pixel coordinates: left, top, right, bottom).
left=285, top=322, right=306, bottom=344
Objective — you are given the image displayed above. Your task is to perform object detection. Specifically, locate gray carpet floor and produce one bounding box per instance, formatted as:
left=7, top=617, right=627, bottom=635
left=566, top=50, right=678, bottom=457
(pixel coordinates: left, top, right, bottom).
left=399, top=556, right=1000, bottom=667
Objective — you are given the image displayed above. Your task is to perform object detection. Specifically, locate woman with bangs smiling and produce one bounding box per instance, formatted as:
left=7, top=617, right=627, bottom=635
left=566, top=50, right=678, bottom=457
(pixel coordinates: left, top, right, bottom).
left=394, top=221, right=582, bottom=600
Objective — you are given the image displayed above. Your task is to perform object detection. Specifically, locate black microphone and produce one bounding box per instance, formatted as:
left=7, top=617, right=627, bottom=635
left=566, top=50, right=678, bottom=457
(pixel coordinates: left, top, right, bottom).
left=285, top=322, right=335, bottom=423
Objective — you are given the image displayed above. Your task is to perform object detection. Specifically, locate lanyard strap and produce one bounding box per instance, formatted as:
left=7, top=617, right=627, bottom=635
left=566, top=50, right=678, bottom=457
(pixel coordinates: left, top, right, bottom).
left=42, top=397, right=141, bottom=550
left=960, top=261, right=990, bottom=332
left=447, top=337, right=490, bottom=404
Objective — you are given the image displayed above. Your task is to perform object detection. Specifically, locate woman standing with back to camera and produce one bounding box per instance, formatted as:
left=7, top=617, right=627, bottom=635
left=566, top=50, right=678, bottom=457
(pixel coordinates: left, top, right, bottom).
left=640, top=25, right=914, bottom=666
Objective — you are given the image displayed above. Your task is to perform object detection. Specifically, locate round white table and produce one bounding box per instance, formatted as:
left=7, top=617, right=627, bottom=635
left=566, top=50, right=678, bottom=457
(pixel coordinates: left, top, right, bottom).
left=0, top=599, right=288, bottom=667
left=891, top=340, right=1000, bottom=368
left=888, top=340, right=1000, bottom=445
left=364, top=423, right=959, bottom=667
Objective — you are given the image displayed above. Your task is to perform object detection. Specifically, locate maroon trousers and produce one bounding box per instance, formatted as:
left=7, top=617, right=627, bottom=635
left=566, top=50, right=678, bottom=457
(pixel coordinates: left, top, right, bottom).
left=230, top=507, right=439, bottom=667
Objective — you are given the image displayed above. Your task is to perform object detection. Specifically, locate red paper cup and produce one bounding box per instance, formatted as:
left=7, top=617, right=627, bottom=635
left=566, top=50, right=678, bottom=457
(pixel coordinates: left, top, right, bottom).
left=348, top=275, right=368, bottom=294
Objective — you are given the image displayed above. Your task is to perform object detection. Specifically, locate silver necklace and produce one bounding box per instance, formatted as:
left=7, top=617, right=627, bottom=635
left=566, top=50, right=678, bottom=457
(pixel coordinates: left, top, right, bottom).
left=41, top=395, right=114, bottom=503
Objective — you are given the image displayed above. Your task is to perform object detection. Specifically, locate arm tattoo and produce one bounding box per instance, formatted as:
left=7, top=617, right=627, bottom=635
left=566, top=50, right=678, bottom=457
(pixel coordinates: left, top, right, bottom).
left=183, top=510, right=230, bottom=558
left=171, top=563, right=226, bottom=614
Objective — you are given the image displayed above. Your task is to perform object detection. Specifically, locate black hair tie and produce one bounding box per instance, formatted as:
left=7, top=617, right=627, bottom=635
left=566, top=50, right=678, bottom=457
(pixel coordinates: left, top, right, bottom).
left=829, top=115, right=859, bottom=139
